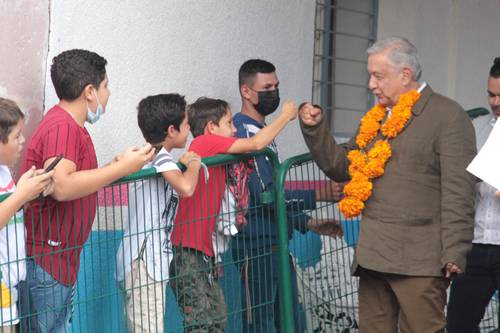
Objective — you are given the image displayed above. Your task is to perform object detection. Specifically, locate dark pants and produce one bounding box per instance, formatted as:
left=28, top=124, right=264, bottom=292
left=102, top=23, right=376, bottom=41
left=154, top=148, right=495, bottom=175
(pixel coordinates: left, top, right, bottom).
left=232, top=247, right=305, bottom=333
left=447, top=244, right=500, bottom=333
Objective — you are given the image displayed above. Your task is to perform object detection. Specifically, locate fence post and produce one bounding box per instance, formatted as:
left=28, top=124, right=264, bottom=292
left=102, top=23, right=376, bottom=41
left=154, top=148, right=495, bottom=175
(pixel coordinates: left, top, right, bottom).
left=274, top=152, right=312, bottom=332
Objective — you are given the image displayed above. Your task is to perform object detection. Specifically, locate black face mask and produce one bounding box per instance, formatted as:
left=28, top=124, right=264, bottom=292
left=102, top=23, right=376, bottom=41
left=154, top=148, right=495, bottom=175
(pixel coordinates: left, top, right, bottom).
left=253, top=89, right=280, bottom=116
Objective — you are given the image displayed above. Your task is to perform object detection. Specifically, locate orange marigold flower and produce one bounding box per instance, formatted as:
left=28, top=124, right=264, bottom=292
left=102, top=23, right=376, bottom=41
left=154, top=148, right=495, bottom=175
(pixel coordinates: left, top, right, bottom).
left=347, top=150, right=365, bottom=161
left=343, top=90, right=421, bottom=217
left=357, top=118, right=380, bottom=148
left=364, top=159, right=385, bottom=178
left=366, top=104, right=386, bottom=121
left=349, top=165, right=359, bottom=176
left=350, top=171, right=369, bottom=182
left=368, top=140, right=392, bottom=162
left=339, top=197, right=364, bottom=218
left=381, top=91, right=420, bottom=138
left=403, top=90, right=421, bottom=104
left=347, top=150, right=367, bottom=170
left=344, top=178, right=373, bottom=201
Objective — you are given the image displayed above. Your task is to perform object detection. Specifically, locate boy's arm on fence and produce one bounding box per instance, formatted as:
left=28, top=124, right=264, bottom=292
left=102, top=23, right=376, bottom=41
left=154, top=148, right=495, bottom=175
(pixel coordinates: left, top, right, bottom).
left=162, top=152, right=201, bottom=197
left=47, top=144, right=154, bottom=201
left=227, top=101, right=297, bottom=153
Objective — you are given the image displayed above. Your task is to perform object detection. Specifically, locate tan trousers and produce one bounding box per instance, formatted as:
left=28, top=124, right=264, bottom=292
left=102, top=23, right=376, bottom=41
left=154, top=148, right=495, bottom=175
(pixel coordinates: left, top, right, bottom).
left=123, top=259, right=166, bottom=333
left=358, top=268, right=449, bottom=333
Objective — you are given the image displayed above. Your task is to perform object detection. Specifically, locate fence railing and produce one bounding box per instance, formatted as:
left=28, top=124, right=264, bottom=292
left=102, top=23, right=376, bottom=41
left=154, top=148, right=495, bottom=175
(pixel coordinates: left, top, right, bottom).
left=275, top=152, right=498, bottom=333
left=276, top=152, right=360, bottom=332
left=0, top=148, right=498, bottom=332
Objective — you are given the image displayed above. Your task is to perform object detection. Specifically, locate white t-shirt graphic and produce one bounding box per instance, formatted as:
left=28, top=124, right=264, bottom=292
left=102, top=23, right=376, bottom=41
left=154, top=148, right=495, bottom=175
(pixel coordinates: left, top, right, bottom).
left=116, top=148, right=179, bottom=282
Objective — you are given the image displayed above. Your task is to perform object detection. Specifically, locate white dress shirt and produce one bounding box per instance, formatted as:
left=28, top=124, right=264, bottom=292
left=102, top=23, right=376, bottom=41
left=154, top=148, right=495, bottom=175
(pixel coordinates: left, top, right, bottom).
left=472, top=114, right=500, bottom=244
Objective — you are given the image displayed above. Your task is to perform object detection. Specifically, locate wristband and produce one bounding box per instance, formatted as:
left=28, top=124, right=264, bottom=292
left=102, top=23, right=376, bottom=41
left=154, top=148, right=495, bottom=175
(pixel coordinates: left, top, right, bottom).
left=185, top=157, right=208, bottom=184
left=186, top=156, right=201, bottom=166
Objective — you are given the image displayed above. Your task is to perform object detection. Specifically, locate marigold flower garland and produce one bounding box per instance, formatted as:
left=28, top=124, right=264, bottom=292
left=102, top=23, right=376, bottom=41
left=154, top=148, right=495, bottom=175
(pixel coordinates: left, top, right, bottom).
left=338, top=90, right=421, bottom=218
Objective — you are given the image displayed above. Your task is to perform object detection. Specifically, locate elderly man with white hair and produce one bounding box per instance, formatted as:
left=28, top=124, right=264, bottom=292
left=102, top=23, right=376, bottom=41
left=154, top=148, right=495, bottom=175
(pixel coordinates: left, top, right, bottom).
left=299, top=37, right=477, bottom=332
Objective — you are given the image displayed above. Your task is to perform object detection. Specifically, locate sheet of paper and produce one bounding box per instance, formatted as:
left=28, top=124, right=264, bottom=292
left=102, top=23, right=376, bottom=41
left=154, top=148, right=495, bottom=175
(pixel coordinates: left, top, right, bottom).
left=467, top=120, right=500, bottom=190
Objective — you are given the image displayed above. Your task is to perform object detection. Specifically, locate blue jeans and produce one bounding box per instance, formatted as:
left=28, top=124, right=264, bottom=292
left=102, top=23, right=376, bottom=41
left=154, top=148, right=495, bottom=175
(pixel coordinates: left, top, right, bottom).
left=232, top=247, right=306, bottom=333
left=447, top=243, right=500, bottom=333
left=19, top=259, right=72, bottom=333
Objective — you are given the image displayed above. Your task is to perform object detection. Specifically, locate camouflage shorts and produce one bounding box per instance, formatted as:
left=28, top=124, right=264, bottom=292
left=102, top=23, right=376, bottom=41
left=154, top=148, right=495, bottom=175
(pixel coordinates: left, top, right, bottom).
left=170, top=247, right=226, bottom=333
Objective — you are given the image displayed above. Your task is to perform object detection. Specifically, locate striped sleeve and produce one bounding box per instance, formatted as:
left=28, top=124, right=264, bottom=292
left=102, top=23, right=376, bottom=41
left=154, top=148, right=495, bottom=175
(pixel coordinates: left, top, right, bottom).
left=41, top=123, right=81, bottom=164
left=153, top=148, right=180, bottom=173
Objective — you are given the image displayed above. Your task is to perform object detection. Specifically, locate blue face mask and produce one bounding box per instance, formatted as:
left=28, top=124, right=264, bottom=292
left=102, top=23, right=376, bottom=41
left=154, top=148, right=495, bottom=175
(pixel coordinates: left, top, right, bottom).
left=86, top=90, right=104, bottom=124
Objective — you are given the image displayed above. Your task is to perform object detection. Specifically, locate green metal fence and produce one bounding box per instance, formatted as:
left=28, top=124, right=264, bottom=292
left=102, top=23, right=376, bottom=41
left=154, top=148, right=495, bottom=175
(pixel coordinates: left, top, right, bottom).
left=0, top=148, right=498, bottom=332
left=275, top=152, right=499, bottom=333
left=0, top=149, right=295, bottom=333
left=276, top=153, right=359, bottom=332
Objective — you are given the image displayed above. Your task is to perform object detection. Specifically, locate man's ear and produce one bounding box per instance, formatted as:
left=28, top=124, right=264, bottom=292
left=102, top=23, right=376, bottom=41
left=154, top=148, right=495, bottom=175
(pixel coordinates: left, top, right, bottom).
left=205, top=121, right=216, bottom=135
left=401, top=67, right=413, bottom=86
left=82, top=84, right=95, bottom=101
left=240, top=84, right=252, bottom=100
left=166, top=124, right=176, bottom=138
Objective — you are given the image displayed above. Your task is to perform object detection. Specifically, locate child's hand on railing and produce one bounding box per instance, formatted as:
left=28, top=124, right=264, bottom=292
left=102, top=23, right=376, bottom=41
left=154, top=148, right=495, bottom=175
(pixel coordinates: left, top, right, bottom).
left=307, top=218, right=343, bottom=238
left=179, top=151, right=201, bottom=168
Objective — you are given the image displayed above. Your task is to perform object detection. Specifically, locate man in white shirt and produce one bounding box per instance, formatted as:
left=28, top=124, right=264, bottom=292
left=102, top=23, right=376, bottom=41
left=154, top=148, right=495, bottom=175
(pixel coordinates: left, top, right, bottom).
left=447, top=57, right=500, bottom=333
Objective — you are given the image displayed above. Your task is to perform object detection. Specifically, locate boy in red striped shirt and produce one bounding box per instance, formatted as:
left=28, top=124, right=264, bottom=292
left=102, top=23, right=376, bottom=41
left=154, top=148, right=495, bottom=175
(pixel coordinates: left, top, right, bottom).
left=19, top=49, right=154, bottom=333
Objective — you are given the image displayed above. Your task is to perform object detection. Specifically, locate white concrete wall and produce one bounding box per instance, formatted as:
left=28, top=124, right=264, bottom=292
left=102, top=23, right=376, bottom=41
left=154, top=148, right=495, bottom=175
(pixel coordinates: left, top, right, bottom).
left=10, top=0, right=494, bottom=162
left=377, top=0, right=500, bottom=111
left=0, top=0, right=50, bottom=172
left=44, top=0, right=316, bottom=162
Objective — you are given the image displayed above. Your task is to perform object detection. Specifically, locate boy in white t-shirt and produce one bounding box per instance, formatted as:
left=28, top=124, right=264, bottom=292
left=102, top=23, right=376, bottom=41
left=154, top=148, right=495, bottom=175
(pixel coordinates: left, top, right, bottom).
left=0, top=98, right=54, bottom=332
left=116, top=93, right=201, bottom=333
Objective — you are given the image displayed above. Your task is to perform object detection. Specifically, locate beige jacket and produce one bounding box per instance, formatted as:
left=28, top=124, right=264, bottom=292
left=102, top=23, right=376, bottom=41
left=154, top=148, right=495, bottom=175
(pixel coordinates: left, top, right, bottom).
left=300, top=85, right=476, bottom=276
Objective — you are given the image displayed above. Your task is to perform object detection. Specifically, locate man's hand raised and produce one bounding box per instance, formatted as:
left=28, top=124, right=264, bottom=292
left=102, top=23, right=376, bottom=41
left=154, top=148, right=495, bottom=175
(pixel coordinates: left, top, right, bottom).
left=281, top=100, right=298, bottom=121
left=299, top=102, right=323, bottom=126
